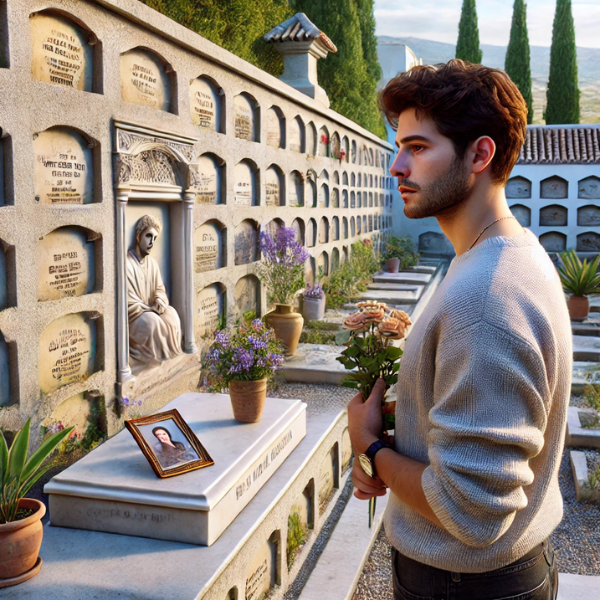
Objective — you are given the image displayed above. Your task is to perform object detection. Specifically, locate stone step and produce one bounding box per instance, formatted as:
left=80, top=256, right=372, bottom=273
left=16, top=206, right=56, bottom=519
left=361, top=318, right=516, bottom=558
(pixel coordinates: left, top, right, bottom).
left=410, top=265, right=437, bottom=274
left=373, top=271, right=430, bottom=285
left=367, top=282, right=424, bottom=295
left=573, top=335, right=600, bottom=362
left=358, top=288, right=420, bottom=305
left=566, top=405, right=600, bottom=449
left=572, top=322, right=600, bottom=337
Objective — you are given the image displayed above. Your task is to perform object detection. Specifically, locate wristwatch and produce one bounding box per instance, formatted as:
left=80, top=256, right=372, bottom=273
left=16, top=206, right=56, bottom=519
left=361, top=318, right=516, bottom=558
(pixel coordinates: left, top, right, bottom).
left=358, top=440, right=390, bottom=478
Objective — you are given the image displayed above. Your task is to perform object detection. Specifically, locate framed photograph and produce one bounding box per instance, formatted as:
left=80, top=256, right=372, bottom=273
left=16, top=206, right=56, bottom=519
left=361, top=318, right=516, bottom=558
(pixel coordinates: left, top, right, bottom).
left=125, top=409, right=214, bottom=478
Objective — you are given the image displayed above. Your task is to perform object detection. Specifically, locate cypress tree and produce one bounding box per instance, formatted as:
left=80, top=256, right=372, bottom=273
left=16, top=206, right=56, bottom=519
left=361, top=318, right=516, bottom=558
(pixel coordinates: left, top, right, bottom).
left=545, top=0, right=580, bottom=124
left=505, top=0, right=533, bottom=124
left=355, top=0, right=382, bottom=83
left=456, top=0, right=483, bottom=64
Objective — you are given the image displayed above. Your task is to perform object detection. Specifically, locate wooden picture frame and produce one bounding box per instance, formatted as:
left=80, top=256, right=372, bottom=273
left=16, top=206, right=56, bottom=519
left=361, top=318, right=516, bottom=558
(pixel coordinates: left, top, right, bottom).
left=125, top=409, right=214, bottom=478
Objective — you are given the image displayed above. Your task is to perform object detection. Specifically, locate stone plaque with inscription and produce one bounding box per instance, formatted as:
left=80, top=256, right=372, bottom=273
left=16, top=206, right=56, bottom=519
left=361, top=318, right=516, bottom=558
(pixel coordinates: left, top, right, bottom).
left=318, top=444, right=338, bottom=515
left=289, top=117, right=304, bottom=153
left=30, top=12, right=93, bottom=91
left=577, top=232, right=600, bottom=252
left=266, top=107, right=283, bottom=148
left=541, top=177, right=568, bottom=199
left=194, top=222, right=223, bottom=273
left=189, top=77, right=221, bottom=131
left=289, top=171, right=304, bottom=207
left=196, top=284, right=225, bottom=339
left=236, top=275, right=259, bottom=315
left=0, top=245, right=6, bottom=311
left=42, top=392, right=90, bottom=438
left=234, top=222, right=258, bottom=265
left=0, top=331, right=9, bottom=407
left=34, top=128, right=93, bottom=204
left=45, top=394, right=307, bottom=546
left=195, top=154, right=221, bottom=204
left=234, top=94, right=256, bottom=141
left=235, top=161, right=256, bottom=206
left=39, top=312, right=97, bottom=394
left=265, top=167, right=282, bottom=206
left=245, top=535, right=278, bottom=600
left=539, top=232, right=566, bottom=253
left=578, top=205, right=600, bottom=227
left=121, top=48, right=170, bottom=111
left=37, top=226, right=95, bottom=301
left=578, top=176, right=600, bottom=199
left=505, top=176, right=532, bottom=199
left=539, top=204, right=568, bottom=227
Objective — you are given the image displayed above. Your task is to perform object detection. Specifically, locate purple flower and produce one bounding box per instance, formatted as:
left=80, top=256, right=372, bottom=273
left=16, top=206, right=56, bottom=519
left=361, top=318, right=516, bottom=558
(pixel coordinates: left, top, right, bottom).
left=232, top=347, right=255, bottom=373
left=248, top=335, right=268, bottom=350
left=214, top=331, right=230, bottom=348
left=304, top=283, right=324, bottom=299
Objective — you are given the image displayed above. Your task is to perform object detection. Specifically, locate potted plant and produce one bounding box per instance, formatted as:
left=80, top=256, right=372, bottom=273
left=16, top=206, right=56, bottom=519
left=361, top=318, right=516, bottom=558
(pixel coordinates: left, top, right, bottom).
left=557, top=249, right=600, bottom=321
left=257, top=227, right=310, bottom=356
left=202, top=321, right=284, bottom=423
left=380, top=235, right=419, bottom=273
left=303, top=283, right=326, bottom=322
left=0, top=419, right=73, bottom=587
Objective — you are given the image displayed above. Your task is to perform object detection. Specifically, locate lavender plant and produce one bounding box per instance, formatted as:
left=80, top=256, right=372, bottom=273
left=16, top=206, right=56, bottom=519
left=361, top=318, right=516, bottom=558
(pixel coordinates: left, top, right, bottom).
left=303, top=283, right=324, bottom=299
left=257, top=227, right=310, bottom=305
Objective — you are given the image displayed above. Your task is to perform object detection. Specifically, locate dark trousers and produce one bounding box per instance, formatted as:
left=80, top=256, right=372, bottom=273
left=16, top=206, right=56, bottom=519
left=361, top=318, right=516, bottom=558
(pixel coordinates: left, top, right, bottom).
left=392, top=539, right=558, bottom=600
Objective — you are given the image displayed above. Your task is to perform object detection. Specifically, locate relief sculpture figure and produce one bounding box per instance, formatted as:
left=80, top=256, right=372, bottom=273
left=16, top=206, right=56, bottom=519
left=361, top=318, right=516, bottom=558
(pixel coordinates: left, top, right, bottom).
left=127, top=215, right=182, bottom=372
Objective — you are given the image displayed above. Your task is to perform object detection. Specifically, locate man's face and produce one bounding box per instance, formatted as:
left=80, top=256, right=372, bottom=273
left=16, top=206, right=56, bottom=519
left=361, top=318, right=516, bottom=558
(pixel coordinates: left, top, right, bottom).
left=390, top=108, right=474, bottom=219
left=154, top=429, right=170, bottom=444
left=138, top=227, right=159, bottom=256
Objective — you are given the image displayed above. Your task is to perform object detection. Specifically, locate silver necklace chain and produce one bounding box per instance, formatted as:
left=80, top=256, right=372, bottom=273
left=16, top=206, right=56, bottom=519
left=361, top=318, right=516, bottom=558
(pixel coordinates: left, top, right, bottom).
left=468, top=216, right=516, bottom=251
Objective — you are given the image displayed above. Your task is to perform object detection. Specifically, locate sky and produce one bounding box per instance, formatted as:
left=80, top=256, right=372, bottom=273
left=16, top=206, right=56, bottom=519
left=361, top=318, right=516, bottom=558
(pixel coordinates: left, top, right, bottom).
left=374, top=0, right=600, bottom=48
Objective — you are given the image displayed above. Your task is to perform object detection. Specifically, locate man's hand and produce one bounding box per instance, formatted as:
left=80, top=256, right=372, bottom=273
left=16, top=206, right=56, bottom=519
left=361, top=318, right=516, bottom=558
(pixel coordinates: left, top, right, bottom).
left=351, top=460, right=387, bottom=500
left=347, top=377, right=387, bottom=455
left=153, top=298, right=166, bottom=315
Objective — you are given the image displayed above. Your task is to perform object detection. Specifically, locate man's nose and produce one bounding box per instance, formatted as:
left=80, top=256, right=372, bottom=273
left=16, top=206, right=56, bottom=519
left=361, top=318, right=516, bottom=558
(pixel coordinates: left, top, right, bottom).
left=390, top=153, right=409, bottom=179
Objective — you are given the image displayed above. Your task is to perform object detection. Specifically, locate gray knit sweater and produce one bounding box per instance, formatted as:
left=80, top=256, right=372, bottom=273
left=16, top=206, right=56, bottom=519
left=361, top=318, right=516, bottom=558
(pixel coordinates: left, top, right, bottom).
left=384, top=230, right=572, bottom=573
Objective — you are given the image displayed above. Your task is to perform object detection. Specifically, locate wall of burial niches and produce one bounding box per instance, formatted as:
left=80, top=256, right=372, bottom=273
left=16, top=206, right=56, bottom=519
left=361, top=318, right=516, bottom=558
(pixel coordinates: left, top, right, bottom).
left=0, top=0, right=393, bottom=438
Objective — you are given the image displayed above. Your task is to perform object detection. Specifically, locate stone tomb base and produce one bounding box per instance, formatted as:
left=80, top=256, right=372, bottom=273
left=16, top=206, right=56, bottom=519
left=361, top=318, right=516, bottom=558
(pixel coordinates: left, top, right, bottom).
left=45, top=393, right=306, bottom=546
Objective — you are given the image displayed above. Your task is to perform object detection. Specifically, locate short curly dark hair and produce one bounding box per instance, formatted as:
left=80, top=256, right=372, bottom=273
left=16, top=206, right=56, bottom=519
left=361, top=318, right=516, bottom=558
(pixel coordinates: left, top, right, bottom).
left=379, top=59, right=527, bottom=184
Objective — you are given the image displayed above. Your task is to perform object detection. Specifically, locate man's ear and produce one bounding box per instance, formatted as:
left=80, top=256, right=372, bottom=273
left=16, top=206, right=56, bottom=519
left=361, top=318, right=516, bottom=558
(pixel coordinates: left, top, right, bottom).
left=469, top=136, right=496, bottom=175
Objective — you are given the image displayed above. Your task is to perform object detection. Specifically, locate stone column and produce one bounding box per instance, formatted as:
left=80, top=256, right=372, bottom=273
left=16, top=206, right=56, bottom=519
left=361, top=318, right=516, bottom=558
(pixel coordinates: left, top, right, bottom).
left=183, top=191, right=198, bottom=354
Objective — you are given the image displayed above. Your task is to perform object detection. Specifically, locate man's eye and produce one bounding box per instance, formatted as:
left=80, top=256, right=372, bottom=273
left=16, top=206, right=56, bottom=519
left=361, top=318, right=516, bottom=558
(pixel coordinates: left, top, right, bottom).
left=412, top=145, right=424, bottom=153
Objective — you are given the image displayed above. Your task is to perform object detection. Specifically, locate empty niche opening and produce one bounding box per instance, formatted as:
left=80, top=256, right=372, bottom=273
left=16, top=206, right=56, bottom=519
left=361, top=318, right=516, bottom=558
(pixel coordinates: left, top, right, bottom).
left=319, top=217, right=329, bottom=244
left=289, top=116, right=305, bottom=153
left=342, top=172, right=349, bottom=187
left=30, top=9, right=102, bottom=93
left=0, top=1, right=7, bottom=68
left=37, top=225, right=101, bottom=302
left=234, top=159, right=259, bottom=206
left=33, top=126, right=98, bottom=205
left=196, top=153, right=225, bottom=205
left=291, top=218, right=305, bottom=245
left=305, top=258, right=315, bottom=285
left=196, top=282, right=226, bottom=341
left=350, top=217, right=356, bottom=237
left=332, top=216, right=340, bottom=241
left=356, top=217, right=361, bottom=235
left=265, top=218, right=285, bottom=239
left=539, top=204, right=568, bottom=227
left=318, top=126, right=329, bottom=157
left=265, top=165, right=285, bottom=207
left=287, top=480, right=314, bottom=570
left=331, top=247, right=340, bottom=271
left=379, top=193, right=384, bottom=207
left=369, top=148, right=374, bottom=166
left=357, top=192, right=362, bottom=208
left=289, top=171, right=304, bottom=207
left=333, top=171, right=340, bottom=185
left=234, top=92, right=259, bottom=142
left=343, top=246, right=349, bottom=263
left=351, top=173, right=356, bottom=188
left=306, top=122, right=317, bottom=156
left=540, top=175, right=568, bottom=200
left=358, top=173, right=362, bottom=188
left=331, top=188, right=339, bottom=208
left=369, top=192, right=373, bottom=207
left=578, top=205, right=600, bottom=227
left=319, top=183, right=329, bottom=208
left=578, top=176, right=600, bottom=199
left=539, top=231, right=566, bottom=253
left=0, top=132, right=13, bottom=206
left=120, top=47, right=175, bottom=113
left=368, top=215, right=373, bottom=232
left=307, top=170, right=317, bottom=207
left=342, top=217, right=348, bottom=239
left=350, top=191, right=356, bottom=209
left=266, top=106, right=285, bottom=149
left=577, top=232, right=600, bottom=253
left=245, top=531, right=280, bottom=600
left=234, top=219, right=259, bottom=265
left=362, top=215, right=367, bottom=233
left=351, top=140, right=357, bottom=163
left=194, top=219, right=226, bottom=273
left=225, top=587, right=238, bottom=600
left=0, top=329, right=17, bottom=407
left=318, top=443, right=339, bottom=516
left=330, top=132, right=341, bottom=159
left=317, top=251, right=329, bottom=278
left=235, top=274, right=260, bottom=321
left=342, top=189, right=348, bottom=208
left=0, top=238, right=15, bottom=311
left=369, top=174, right=373, bottom=188
left=307, top=219, right=317, bottom=248
left=189, top=75, right=224, bottom=133
left=342, top=136, right=349, bottom=163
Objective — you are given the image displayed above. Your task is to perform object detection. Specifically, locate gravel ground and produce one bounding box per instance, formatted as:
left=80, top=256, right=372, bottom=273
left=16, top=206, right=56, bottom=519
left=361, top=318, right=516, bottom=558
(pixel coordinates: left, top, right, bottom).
left=273, top=381, right=355, bottom=417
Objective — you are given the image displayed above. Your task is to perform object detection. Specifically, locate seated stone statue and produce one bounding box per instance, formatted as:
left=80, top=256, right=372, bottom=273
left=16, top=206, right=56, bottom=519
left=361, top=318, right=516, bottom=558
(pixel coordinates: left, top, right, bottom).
left=127, top=214, right=182, bottom=372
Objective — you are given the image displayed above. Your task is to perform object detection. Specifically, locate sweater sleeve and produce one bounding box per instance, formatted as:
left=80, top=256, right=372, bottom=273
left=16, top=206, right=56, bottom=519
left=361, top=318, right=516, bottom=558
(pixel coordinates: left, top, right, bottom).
left=421, top=321, right=550, bottom=548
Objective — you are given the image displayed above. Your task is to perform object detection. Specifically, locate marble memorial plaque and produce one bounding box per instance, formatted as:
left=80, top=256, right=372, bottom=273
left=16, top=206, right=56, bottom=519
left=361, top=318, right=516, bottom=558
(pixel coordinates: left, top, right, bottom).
left=235, top=275, right=259, bottom=315
left=34, top=128, right=93, bottom=204
left=505, top=176, right=532, bottom=199
left=265, top=167, right=282, bottom=206
left=234, top=221, right=258, bottom=265
left=539, top=204, right=567, bottom=227
left=341, top=428, right=352, bottom=474
left=577, top=232, right=600, bottom=253
left=189, top=77, right=221, bottom=131
left=194, top=222, right=223, bottom=273
left=0, top=331, right=9, bottom=407
left=289, top=117, right=304, bottom=153
left=196, top=284, right=225, bottom=338
left=245, top=535, right=278, bottom=600
left=541, top=176, right=568, bottom=199
left=0, top=245, right=6, bottom=311
left=195, top=154, right=221, bottom=204
left=332, top=188, right=339, bottom=208
left=318, top=444, right=338, bottom=515
left=30, top=12, right=93, bottom=91
left=42, top=392, right=89, bottom=438
left=234, top=162, right=255, bottom=206
left=307, top=219, right=316, bottom=248
left=578, top=205, right=600, bottom=226
left=266, top=107, right=283, bottom=148
left=319, top=218, right=329, bottom=244
left=289, top=171, right=304, bottom=207
left=319, top=184, right=329, bottom=208
left=265, top=220, right=282, bottom=238
left=120, top=48, right=170, bottom=111
left=37, top=226, right=95, bottom=301
left=578, top=176, right=600, bottom=199
left=234, top=94, right=255, bottom=141
left=39, top=312, right=97, bottom=394
left=539, top=232, right=566, bottom=253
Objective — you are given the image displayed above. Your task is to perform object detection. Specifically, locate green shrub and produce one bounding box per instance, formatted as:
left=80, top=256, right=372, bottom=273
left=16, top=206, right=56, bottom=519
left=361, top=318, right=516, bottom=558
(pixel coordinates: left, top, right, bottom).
left=304, top=321, right=339, bottom=331
left=381, top=235, right=419, bottom=270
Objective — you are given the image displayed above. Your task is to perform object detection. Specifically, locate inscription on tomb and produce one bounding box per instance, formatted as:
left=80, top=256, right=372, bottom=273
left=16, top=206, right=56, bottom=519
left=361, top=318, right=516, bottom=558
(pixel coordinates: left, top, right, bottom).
left=577, top=232, right=600, bottom=252
left=195, top=155, right=220, bottom=204
left=578, top=177, right=600, bottom=199
left=289, top=119, right=303, bottom=153
left=539, top=205, right=567, bottom=227
left=196, top=284, right=224, bottom=338
left=121, top=49, right=170, bottom=111
left=245, top=536, right=277, bottom=600
left=266, top=108, right=282, bottom=148
left=194, top=223, right=223, bottom=273
left=235, top=162, right=255, bottom=205
left=541, top=177, right=568, bottom=199
left=318, top=445, right=337, bottom=515
left=578, top=206, right=600, bottom=226
left=189, top=78, right=220, bottom=131
left=234, top=95, right=255, bottom=141
left=265, top=168, right=281, bottom=206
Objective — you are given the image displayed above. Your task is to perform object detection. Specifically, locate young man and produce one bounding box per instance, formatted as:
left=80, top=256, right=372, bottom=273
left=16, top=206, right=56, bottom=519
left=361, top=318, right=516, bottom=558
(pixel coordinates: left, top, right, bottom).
left=348, top=60, right=572, bottom=600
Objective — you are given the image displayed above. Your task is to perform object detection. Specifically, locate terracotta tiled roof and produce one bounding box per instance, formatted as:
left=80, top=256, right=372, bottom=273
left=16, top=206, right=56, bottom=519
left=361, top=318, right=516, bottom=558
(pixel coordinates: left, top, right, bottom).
left=264, top=13, right=337, bottom=53
left=517, top=126, right=600, bottom=165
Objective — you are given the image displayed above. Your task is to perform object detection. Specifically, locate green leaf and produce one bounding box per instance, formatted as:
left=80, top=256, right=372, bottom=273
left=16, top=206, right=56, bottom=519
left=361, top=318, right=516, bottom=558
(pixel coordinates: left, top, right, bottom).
left=344, top=345, right=361, bottom=359
left=340, top=379, right=359, bottom=390
left=21, top=427, right=74, bottom=484
left=359, top=356, right=376, bottom=369
left=383, top=413, right=396, bottom=428
left=7, top=419, right=30, bottom=483
left=385, top=346, right=403, bottom=361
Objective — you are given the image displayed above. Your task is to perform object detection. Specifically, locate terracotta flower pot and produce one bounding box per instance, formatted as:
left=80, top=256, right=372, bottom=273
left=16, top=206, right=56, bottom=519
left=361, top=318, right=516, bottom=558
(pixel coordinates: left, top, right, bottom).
left=386, top=258, right=400, bottom=273
left=229, top=378, right=268, bottom=423
left=303, top=296, right=326, bottom=322
left=568, top=295, right=590, bottom=321
left=0, top=498, right=45, bottom=588
left=264, top=303, right=304, bottom=357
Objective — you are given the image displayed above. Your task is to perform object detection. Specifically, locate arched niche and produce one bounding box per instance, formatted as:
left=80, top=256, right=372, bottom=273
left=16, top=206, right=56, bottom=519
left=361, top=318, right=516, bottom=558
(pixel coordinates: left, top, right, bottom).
left=30, top=9, right=99, bottom=93
left=307, top=171, right=317, bottom=208
left=357, top=192, right=362, bottom=208
left=333, top=171, right=340, bottom=185
left=539, top=204, right=568, bottom=227
left=369, top=174, right=373, bottom=188
left=577, top=232, right=600, bottom=253
left=332, top=187, right=340, bottom=208
left=317, top=252, right=329, bottom=277
left=356, top=217, right=362, bottom=235
left=0, top=133, right=11, bottom=207
left=234, top=220, right=259, bottom=265
left=510, top=204, right=531, bottom=227
left=342, top=246, right=349, bottom=263
left=34, top=126, right=96, bottom=205
left=330, top=132, right=341, bottom=159
left=350, top=217, right=356, bottom=237
left=266, top=106, right=285, bottom=149
left=289, top=171, right=304, bottom=207
left=342, top=172, right=349, bottom=186
left=120, top=47, right=173, bottom=112
left=195, top=153, right=224, bottom=204
left=39, top=312, right=99, bottom=394
left=289, top=116, right=305, bottom=153
left=306, top=257, right=316, bottom=285
left=319, top=183, right=329, bottom=208
left=291, top=218, right=305, bottom=245
left=578, top=176, right=600, bottom=199
left=342, top=136, right=349, bottom=163
left=506, top=176, right=532, bottom=199
left=265, top=218, right=284, bottom=238
left=540, top=176, right=568, bottom=200
left=234, top=92, right=259, bottom=142
left=194, top=220, right=225, bottom=273
left=342, top=217, right=348, bottom=239
left=376, top=152, right=380, bottom=168
left=318, top=126, right=329, bottom=157
left=332, top=216, right=340, bottom=241
left=0, top=330, right=10, bottom=406
left=196, top=282, right=226, bottom=339
left=369, top=149, right=374, bottom=166
left=189, top=75, right=224, bottom=133
left=319, top=169, right=330, bottom=182
left=265, top=165, right=284, bottom=207
left=332, top=247, right=340, bottom=271
left=0, top=239, right=15, bottom=311
left=358, top=173, right=362, bottom=188
left=37, top=226, right=99, bottom=301
left=368, top=215, right=373, bottom=232
left=342, top=189, right=348, bottom=208
left=351, top=173, right=356, bottom=188
left=539, top=231, right=566, bottom=253
left=234, top=159, right=258, bottom=206
left=307, top=122, right=317, bottom=155
left=419, top=231, right=453, bottom=254
left=369, top=192, right=373, bottom=207
left=362, top=215, right=367, bottom=233
left=350, top=191, right=356, bottom=209
left=578, top=205, right=600, bottom=227
left=351, top=140, right=357, bottom=164
left=307, top=219, right=317, bottom=248
left=235, top=275, right=260, bottom=320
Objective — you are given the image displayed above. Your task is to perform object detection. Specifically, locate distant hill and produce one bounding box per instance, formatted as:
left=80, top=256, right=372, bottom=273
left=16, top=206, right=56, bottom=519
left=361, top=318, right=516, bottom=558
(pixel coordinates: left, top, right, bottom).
left=377, top=36, right=600, bottom=124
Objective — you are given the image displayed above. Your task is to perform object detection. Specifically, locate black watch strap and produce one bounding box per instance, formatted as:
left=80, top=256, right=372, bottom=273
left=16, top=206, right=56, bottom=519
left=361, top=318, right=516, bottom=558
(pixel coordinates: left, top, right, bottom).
left=365, top=439, right=390, bottom=476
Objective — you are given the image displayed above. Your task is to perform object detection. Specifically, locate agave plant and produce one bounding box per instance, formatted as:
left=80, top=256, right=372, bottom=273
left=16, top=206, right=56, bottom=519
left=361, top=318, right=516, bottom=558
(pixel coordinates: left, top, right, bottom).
left=1, top=419, right=73, bottom=523
left=557, top=249, right=600, bottom=297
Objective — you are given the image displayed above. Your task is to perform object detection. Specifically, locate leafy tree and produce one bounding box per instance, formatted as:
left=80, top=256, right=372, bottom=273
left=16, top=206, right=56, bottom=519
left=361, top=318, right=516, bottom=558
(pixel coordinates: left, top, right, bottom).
left=505, top=0, right=533, bottom=123
left=355, top=0, right=382, bottom=83
left=545, top=0, right=580, bottom=124
left=456, top=0, right=482, bottom=64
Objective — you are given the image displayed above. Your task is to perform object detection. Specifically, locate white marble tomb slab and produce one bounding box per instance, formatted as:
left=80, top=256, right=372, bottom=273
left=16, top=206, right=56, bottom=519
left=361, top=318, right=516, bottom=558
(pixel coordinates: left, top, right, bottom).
left=120, top=49, right=170, bottom=111
left=45, top=393, right=307, bottom=546
left=189, top=77, right=220, bottom=131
